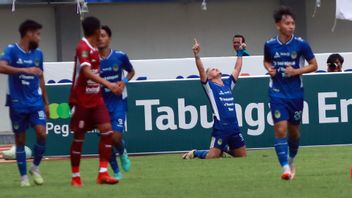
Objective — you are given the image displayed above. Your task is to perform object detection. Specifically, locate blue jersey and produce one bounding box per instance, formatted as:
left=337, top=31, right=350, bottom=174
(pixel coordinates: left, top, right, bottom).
left=100, top=49, right=133, bottom=111
left=264, top=35, right=315, bottom=99
left=202, top=75, right=240, bottom=133
left=0, top=43, right=44, bottom=111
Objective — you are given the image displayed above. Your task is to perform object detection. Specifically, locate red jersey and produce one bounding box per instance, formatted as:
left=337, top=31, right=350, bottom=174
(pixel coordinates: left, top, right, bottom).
left=69, top=38, right=104, bottom=108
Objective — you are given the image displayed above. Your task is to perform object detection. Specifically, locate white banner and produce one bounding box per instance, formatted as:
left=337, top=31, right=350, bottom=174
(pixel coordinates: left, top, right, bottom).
left=43, top=52, right=352, bottom=83
left=336, top=0, right=352, bottom=20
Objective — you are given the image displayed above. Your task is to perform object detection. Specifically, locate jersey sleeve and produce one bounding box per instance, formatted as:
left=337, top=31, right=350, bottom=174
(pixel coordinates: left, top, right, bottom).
left=122, top=53, right=133, bottom=72
left=76, top=45, right=91, bottom=68
left=301, top=41, right=315, bottom=62
left=264, top=42, right=272, bottom=63
left=224, top=75, right=236, bottom=90
left=0, top=45, right=14, bottom=65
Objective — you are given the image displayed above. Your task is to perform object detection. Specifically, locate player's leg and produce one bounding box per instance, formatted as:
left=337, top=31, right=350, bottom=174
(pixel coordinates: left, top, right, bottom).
left=15, top=133, right=30, bottom=187
left=228, top=133, right=246, bottom=157
left=183, top=134, right=225, bottom=159
left=95, top=105, right=118, bottom=185
left=274, top=121, right=291, bottom=180
left=109, top=147, right=122, bottom=179
left=270, top=97, right=291, bottom=180
left=287, top=123, right=300, bottom=179
left=29, top=109, right=47, bottom=185
left=10, top=109, right=30, bottom=187
left=286, top=98, right=304, bottom=180
left=110, top=111, right=131, bottom=176
left=69, top=106, right=89, bottom=187
left=70, top=130, right=85, bottom=187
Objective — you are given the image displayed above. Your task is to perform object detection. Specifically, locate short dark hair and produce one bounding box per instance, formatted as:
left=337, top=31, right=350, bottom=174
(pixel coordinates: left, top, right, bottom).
left=233, top=34, right=245, bottom=43
left=327, top=53, right=344, bottom=65
left=101, top=25, right=112, bottom=38
left=82, top=16, right=101, bottom=37
left=273, top=6, right=296, bottom=23
left=19, top=20, right=42, bottom=38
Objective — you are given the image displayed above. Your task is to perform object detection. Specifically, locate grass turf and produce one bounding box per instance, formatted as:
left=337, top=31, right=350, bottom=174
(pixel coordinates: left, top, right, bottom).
left=1, top=146, right=352, bottom=198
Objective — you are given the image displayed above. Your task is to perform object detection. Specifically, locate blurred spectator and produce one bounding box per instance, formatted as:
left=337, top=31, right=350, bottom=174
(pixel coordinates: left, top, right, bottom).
left=327, top=53, right=344, bottom=72
left=233, top=34, right=250, bottom=56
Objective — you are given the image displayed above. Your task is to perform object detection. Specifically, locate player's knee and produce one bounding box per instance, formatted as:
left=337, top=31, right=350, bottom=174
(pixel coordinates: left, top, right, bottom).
left=274, top=125, right=287, bottom=138
left=15, top=133, right=26, bottom=145
left=98, top=123, right=113, bottom=134
left=112, top=133, right=122, bottom=145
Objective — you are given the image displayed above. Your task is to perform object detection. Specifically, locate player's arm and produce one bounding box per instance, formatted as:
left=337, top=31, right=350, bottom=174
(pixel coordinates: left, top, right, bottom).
left=192, top=39, right=207, bottom=83
left=81, top=65, right=118, bottom=93
left=231, top=45, right=246, bottom=81
left=285, top=42, right=318, bottom=76
left=263, top=43, right=276, bottom=77
left=285, top=58, right=318, bottom=76
left=126, top=68, right=135, bottom=81
left=116, top=67, right=135, bottom=95
left=0, top=60, right=42, bottom=76
left=39, top=74, right=50, bottom=118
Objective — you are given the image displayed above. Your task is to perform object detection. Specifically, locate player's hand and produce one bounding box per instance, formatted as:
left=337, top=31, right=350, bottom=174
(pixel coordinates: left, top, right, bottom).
left=45, top=104, right=50, bottom=119
left=239, top=43, right=247, bottom=50
left=24, top=67, right=43, bottom=76
left=115, top=81, right=125, bottom=95
left=267, top=66, right=276, bottom=77
left=192, top=39, right=200, bottom=56
left=108, top=82, right=123, bottom=95
left=285, top=65, right=300, bottom=77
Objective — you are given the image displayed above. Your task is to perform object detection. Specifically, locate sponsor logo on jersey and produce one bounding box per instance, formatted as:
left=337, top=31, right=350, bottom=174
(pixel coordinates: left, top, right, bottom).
left=274, top=52, right=280, bottom=58
left=16, top=58, right=24, bottom=64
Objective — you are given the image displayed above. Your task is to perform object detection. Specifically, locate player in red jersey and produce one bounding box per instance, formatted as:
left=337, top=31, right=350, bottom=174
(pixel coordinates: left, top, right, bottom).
left=69, top=16, right=122, bottom=187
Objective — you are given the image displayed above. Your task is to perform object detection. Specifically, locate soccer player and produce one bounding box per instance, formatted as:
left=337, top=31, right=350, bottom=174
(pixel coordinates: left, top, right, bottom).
left=69, top=16, right=120, bottom=187
left=263, top=7, right=317, bottom=180
left=0, top=20, right=49, bottom=187
left=182, top=39, right=246, bottom=159
left=98, top=25, right=135, bottom=180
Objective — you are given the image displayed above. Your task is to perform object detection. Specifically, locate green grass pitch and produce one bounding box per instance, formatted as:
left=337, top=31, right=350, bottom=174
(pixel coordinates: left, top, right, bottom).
left=1, top=146, right=352, bottom=198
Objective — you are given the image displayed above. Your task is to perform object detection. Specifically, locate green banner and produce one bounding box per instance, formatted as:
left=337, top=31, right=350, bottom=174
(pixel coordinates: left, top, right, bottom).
left=27, top=73, right=352, bottom=156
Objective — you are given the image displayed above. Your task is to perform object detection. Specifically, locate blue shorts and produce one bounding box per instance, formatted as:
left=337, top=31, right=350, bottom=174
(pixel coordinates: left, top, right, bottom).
left=270, top=97, right=304, bottom=125
left=109, top=109, right=126, bottom=133
left=210, top=129, right=245, bottom=151
left=9, top=107, right=46, bottom=133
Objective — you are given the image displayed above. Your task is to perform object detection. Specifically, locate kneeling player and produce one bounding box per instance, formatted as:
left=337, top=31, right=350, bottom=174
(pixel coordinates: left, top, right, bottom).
left=183, top=39, right=246, bottom=159
left=98, top=25, right=135, bottom=179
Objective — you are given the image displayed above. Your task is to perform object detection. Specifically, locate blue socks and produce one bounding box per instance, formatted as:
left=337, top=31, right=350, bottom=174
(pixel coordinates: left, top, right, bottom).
left=109, top=148, right=120, bottom=174
left=288, top=138, right=300, bottom=159
left=194, top=150, right=208, bottom=159
left=16, top=145, right=27, bottom=176
left=274, top=138, right=289, bottom=167
left=33, top=140, right=46, bottom=166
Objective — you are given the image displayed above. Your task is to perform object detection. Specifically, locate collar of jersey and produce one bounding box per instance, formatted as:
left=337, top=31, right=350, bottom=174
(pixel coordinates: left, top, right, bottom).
left=276, top=34, right=294, bottom=45
left=100, top=49, right=113, bottom=60
left=15, top=43, right=32, bottom=54
left=82, top=37, right=97, bottom=50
